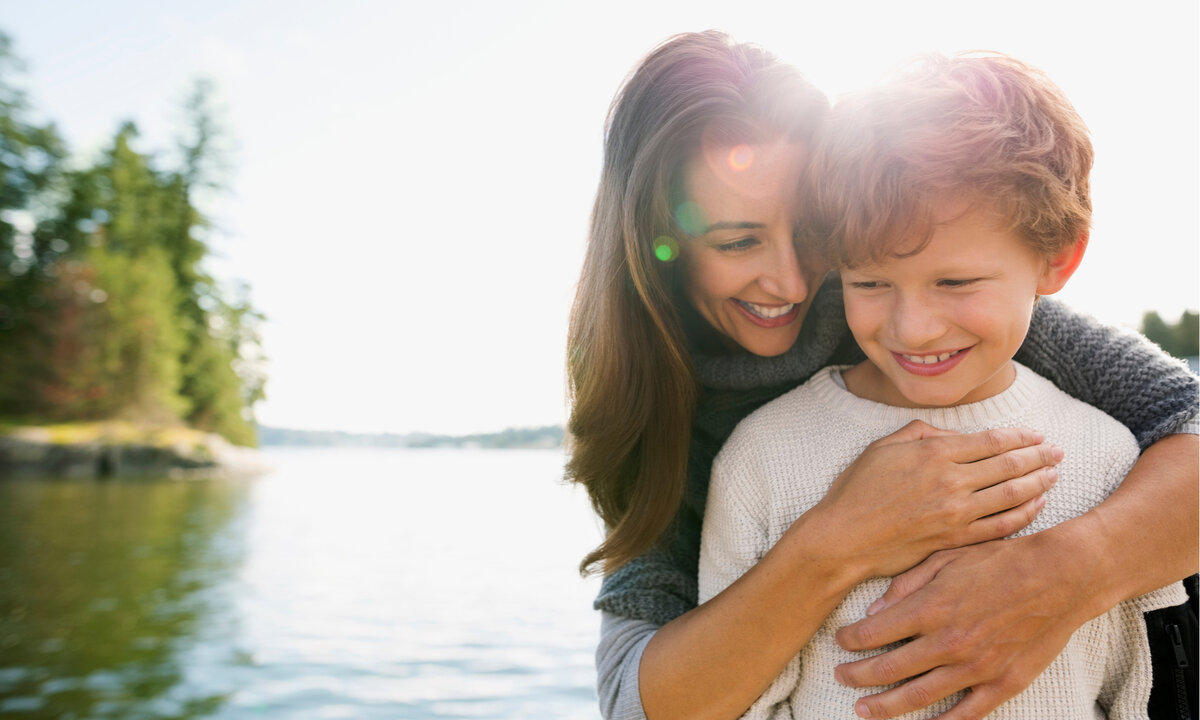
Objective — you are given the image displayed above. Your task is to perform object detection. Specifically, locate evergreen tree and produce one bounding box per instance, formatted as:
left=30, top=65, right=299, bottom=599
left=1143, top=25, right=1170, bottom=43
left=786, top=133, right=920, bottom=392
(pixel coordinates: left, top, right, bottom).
left=0, top=31, right=265, bottom=445
left=171, top=80, right=264, bottom=445
left=0, top=31, right=66, bottom=416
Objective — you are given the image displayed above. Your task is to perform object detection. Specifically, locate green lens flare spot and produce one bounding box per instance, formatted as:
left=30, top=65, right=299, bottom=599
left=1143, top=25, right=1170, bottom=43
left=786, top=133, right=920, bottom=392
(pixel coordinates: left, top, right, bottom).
left=654, top=236, right=679, bottom=262
left=674, top=201, right=706, bottom=236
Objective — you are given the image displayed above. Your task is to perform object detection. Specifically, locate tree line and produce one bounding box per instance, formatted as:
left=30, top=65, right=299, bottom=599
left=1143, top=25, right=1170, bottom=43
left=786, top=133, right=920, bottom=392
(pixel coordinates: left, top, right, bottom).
left=1140, top=310, right=1199, bottom=362
left=0, top=32, right=264, bottom=446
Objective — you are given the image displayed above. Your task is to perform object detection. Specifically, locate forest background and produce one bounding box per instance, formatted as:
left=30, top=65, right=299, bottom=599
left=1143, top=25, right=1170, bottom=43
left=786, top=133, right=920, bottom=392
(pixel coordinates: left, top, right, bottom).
left=0, top=2, right=1196, bottom=448
left=0, top=33, right=263, bottom=446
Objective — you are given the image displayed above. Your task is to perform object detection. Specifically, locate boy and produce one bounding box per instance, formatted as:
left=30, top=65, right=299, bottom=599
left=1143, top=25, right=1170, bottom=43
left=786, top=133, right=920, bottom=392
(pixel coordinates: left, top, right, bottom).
left=697, top=54, right=1187, bottom=719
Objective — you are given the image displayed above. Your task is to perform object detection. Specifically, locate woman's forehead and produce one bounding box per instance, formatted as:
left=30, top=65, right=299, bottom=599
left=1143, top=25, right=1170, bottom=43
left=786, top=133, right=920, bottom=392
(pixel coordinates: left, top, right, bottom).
left=686, top=140, right=806, bottom=203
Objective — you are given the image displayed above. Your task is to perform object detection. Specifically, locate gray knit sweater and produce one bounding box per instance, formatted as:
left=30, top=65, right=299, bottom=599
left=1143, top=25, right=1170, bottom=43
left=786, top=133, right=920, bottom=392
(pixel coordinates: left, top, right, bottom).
left=592, top=276, right=1199, bottom=720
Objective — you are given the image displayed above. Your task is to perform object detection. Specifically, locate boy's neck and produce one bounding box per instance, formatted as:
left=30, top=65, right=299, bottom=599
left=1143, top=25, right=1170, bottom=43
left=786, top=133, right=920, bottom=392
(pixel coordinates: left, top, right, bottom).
left=841, top=359, right=1018, bottom=409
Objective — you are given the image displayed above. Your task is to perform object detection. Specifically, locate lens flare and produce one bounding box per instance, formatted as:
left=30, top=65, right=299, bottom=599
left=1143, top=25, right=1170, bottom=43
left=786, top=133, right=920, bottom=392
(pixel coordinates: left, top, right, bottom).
left=653, top=236, right=679, bottom=262
left=728, top=144, right=754, bottom=172
left=674, top=201, right=706, bottom=236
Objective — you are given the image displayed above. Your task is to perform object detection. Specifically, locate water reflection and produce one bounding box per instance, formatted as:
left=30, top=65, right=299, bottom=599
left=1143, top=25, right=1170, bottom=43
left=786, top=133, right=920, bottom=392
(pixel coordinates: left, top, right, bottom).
left=0, top=476, right=246, bottom=719
left=0, top=448, right=603, bottom=719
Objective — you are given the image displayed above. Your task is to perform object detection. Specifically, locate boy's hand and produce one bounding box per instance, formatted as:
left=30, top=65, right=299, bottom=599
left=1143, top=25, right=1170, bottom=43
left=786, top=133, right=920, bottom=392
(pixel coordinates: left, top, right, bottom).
left=831, top=532, right=1094, bottom=719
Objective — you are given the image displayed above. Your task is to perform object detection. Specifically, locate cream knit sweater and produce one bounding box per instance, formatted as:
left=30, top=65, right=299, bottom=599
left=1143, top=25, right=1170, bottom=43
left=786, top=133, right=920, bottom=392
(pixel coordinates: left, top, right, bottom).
left=698, top=363, right=1187, bottom=720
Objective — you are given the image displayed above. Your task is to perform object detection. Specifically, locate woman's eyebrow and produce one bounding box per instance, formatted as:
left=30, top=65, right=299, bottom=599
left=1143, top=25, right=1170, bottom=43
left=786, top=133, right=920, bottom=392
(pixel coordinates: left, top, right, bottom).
left=703, top=220, right=765, bottom=233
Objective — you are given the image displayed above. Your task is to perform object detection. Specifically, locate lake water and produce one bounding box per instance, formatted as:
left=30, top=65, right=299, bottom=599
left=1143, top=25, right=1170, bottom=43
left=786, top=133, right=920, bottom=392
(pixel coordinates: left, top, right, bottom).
left=0, top=447, right=605, bottom=719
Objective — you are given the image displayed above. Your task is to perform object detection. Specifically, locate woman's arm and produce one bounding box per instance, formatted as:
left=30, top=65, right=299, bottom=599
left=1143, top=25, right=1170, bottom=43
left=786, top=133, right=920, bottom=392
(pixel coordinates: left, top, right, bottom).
left=1016, top=299, right=1196, bottom=447
left=635, top=422, right=1059, bottom=720
left=835, top=432, right=1198, bottom=720
left=597, top=613, right=657, bottom=720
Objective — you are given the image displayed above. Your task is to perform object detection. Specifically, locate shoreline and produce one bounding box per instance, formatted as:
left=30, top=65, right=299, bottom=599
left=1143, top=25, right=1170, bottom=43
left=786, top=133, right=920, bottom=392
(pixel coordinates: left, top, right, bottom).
left=0, top=422, right=267, bottom=480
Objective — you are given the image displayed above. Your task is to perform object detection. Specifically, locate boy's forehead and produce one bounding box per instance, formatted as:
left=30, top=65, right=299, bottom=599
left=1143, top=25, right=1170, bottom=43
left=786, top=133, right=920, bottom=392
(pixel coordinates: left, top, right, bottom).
left=847, top=200, right=1028, bottom=271
left=928, top=195, right=998, bottom=227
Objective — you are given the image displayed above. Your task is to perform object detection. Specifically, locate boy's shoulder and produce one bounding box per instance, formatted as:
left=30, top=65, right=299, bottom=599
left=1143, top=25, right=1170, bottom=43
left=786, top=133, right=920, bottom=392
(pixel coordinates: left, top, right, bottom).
left=1014, top=363, right=1139, bottom=451
left=733, top=366, right=850, bottom=429
left=718, top=365, right=853, bottom=460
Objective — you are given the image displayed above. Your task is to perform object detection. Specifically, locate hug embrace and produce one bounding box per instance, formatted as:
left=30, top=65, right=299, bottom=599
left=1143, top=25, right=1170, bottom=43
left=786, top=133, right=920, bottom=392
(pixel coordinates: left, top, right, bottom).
left=567, top=31, right=1199, bottom=720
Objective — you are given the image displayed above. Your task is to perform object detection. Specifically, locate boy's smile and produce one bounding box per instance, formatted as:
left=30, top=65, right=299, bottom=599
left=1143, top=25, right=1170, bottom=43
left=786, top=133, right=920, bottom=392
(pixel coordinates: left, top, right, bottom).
left=839, top=203, right=1065, bottom=409
left=891, top=346, right=971, bottom=376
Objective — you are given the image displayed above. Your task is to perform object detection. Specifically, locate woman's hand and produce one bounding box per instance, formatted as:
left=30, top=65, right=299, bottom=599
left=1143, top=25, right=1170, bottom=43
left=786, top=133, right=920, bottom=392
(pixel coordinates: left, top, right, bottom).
left=832, top=536, right=1088, bottom=719
left=641, top=420, right=1057, bottom=720
left=830, top=433, right=1199, bottom=720
left=804, top=420, right=1062, bottom=580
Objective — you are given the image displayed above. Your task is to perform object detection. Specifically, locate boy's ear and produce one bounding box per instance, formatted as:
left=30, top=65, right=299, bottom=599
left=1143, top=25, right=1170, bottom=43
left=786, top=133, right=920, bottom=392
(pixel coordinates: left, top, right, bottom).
left=1037, top=232, right=1089, bottom=295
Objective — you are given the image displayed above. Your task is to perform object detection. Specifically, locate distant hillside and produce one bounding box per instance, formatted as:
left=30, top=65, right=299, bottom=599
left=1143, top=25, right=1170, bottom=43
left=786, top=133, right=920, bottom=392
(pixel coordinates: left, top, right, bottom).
left=256, top=424, right=564, bottom=450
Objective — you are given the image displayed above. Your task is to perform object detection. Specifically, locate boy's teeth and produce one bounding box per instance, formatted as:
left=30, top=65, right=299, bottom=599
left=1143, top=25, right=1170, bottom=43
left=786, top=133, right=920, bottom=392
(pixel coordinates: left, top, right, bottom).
left=740, top=301, right=794, bottom=319
left=902, top=350, right=960, bottom=364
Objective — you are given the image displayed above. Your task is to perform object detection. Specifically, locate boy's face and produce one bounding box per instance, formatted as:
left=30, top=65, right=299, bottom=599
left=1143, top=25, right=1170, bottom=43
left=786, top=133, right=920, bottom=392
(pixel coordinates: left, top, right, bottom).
left=840, top=204, right=1057, bottom=408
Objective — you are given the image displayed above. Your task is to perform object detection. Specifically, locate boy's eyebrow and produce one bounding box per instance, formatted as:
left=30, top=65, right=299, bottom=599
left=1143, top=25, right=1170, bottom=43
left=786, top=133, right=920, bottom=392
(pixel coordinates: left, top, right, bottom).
left=703, top=221, right=765, bottom=233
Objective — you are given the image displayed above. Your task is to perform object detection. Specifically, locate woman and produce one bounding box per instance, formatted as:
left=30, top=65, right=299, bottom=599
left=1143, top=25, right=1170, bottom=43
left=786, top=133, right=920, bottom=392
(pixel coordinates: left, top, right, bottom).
left=567, top=31, right=1198, bottom=720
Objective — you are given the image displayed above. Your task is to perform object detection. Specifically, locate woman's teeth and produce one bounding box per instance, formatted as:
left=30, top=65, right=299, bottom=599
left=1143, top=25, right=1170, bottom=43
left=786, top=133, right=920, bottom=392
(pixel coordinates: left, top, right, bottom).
left=738, top=300, right=794, bottom=318
left=902, top=350, right=961, bottom=364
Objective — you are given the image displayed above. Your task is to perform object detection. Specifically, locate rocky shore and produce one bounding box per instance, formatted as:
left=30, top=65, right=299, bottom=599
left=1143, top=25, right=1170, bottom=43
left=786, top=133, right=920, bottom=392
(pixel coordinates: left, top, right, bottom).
left=0, top=423, right=267, bottom=479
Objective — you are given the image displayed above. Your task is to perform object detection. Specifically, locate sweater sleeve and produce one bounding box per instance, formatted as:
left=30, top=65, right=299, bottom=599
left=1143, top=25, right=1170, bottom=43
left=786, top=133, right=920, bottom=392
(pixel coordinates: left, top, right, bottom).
left=596, top=612, right=654, bottom=720
left=697, top=434, right=771, bottom=604
left=698, top=425, right=799, bottom=720
left=1015, top=298, right=1199, bottom=450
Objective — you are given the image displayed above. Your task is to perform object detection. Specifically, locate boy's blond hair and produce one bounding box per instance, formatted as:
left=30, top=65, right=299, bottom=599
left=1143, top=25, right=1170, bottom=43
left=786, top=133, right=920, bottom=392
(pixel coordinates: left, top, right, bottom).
left=805, top=52, right=1093, bottom=266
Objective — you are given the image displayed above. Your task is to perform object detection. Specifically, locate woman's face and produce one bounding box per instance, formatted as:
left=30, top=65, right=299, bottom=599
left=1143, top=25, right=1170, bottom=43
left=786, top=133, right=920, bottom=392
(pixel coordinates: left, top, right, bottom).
left=677, top=141, right=826, bottom=357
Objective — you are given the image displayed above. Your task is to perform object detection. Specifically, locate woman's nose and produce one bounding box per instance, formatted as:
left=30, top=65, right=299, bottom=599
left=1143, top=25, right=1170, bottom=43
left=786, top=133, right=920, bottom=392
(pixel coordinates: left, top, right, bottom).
left=758, top=238, right=811, bottom=303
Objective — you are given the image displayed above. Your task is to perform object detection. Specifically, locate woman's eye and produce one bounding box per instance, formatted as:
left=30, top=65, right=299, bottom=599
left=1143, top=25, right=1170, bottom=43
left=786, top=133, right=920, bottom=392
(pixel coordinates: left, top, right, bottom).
left=717, top=237, right=757, bottom=253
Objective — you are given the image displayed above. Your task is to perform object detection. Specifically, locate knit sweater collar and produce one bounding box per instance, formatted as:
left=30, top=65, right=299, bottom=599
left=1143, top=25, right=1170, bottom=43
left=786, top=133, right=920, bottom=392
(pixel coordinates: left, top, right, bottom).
left=813, top=361, right=1045, bottom=431
left=689, top=275, right=851, bottom=392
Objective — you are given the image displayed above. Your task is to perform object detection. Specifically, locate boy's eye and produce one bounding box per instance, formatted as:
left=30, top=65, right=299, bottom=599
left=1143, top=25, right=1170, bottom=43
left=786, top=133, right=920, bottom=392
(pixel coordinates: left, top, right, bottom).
left=937, top=278, right=980, bottom=288
left=717, top=237, right=758, bottom=253
left=848, top=280, right=886, bottom=290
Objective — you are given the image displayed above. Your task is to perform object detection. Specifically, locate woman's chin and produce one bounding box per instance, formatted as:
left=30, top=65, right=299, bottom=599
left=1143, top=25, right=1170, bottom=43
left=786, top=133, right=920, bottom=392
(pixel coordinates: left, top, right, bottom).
left=737, top=329, right=802, bottom=358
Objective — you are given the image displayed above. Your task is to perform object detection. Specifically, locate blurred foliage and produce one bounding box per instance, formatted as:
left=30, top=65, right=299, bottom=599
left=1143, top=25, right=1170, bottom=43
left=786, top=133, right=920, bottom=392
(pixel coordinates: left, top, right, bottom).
left=0, top=31, right=263, bottom=446
left=1140, top=310, right=1199, bottom=362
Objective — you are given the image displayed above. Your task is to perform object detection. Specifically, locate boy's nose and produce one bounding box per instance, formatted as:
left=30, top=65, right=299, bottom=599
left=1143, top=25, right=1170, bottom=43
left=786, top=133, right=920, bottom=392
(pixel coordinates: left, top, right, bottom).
left=891, top=293, right=947, bottom=348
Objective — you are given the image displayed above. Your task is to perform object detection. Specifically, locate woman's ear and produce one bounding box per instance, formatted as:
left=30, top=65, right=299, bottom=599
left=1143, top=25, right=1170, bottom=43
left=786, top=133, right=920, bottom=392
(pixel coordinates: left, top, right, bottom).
left=1037, top=232, right=1089, bottom=295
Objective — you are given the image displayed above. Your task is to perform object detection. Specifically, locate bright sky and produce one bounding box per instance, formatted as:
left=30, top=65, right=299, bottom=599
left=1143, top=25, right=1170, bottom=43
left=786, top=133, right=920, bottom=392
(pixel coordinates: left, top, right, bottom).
left=3, top=0, right=1196, bottom=435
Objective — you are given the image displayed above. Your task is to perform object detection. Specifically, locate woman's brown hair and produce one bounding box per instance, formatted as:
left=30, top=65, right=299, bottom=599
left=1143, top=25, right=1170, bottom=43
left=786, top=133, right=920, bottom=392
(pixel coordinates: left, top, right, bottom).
left=567, top=31, right=828, bottom=575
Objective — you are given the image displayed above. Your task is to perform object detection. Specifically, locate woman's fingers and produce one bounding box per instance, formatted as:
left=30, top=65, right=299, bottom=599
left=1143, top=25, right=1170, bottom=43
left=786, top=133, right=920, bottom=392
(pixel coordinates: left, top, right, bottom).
left=846, top=664, right=971, bottom=719
left=864, top=550, right=960, bottom=618
left=926, top=426, right=1045, bottom=465
left=836, top=578, right=940, bottom=654
left=835, top=626, right=941, bottom=687
left=835, top=536, right=1085, bottom=718
left=933, top=686, right=1019, bottom=720
left=820, top=423, right=1060, bottom=579
left=960, top=462, right=1059, bottom=531
left=965, top=440, right=1063, bottom=487
left=843, top=639, right=1058, bottom=720
left=963, top=494, right=1046, bottom=545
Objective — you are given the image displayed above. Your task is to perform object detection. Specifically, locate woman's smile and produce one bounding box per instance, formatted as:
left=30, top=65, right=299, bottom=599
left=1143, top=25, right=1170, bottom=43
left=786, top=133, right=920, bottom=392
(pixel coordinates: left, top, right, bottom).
left=734, top=299, right=801, bottom=326
left=678, top=140, right=823, bottom=357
